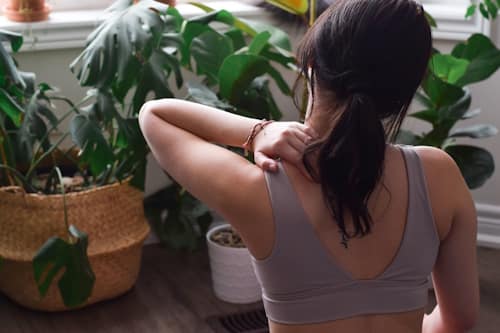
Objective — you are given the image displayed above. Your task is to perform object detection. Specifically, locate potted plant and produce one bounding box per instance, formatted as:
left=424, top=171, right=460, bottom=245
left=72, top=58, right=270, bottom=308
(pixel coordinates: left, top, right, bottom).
left=0, top=27, right=150, bottom=311
left=206, top=224, right=261, bottom=304
left=3, top=0, right=50, bottom=22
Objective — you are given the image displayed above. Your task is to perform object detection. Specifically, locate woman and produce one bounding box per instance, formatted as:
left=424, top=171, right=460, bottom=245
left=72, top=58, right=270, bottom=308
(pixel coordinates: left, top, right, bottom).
left=139, top=0, right=479, bottom=332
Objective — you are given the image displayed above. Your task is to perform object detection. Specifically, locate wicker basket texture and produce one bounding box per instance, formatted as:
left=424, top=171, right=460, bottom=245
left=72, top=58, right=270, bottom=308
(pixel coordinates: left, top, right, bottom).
left=0, top=180, right=150, bottom=311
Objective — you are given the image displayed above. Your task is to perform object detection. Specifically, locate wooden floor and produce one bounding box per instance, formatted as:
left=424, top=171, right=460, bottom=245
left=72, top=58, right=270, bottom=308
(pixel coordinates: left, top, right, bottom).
left=0, top=245, right=499, bottom=333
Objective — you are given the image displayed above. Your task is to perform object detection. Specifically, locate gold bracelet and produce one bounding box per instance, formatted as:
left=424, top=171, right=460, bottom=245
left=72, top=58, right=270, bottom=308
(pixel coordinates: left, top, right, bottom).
left=242, top=119, right=274, bottom=156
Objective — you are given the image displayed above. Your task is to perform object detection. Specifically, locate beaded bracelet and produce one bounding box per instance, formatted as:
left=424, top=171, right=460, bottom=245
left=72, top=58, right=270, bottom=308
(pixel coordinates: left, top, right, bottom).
left=242, top=119, right=274, bottom=156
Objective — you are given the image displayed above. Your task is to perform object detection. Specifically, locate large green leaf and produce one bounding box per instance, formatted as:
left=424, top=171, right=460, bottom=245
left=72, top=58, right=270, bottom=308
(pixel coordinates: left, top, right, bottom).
left=421, top=71, right=465, bottom=108
left=70, top=0, right=168, bottom=95
left=33, top=225, right=95, bottom=308
left=70, top=114, right=114, bottom=176
left=219, top=54, right=290, bottom=104
left=449, top=124, right=498, bottom=138
left=429, top=54, right=469, bottom=85
left=190, top=30, right=234, bottom=83
left=452, top=34, right=500, bottom=86
left=445, top=145, right=495, bottom=189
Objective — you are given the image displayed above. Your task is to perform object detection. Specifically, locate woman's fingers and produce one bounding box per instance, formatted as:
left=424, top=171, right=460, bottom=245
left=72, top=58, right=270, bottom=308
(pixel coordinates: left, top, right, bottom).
left=254, top=151, right=278, bottom=172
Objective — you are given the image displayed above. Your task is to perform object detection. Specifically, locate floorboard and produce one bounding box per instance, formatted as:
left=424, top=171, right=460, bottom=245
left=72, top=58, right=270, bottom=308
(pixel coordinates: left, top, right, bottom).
left=0, top=245, right=498, bottom=333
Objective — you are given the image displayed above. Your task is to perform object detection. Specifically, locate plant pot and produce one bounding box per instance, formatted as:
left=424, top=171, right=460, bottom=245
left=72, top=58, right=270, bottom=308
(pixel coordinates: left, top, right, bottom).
left=0, top=180, right=150, bottom=311
left=206, top=224, right=261, bottom=304
left=4, top=0, right=50, bottom=22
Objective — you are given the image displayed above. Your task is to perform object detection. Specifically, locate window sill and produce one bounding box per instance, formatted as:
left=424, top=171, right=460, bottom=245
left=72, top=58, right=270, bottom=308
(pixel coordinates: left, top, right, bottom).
left=0, top=1, right=269, bottom=52
left=425, top=3, right=491, bottom=41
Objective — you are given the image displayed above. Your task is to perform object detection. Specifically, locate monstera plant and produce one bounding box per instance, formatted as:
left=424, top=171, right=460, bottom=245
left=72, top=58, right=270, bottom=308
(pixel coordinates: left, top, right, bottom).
left=0, top=30, right=95, bottom=308
left=69, top=0, right=295, bottom=250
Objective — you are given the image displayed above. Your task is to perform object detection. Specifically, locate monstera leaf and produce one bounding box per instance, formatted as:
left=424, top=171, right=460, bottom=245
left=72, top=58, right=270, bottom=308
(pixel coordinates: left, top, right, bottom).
left=33, top=225, right=95, bottom=308
left=70, top=114, right=114, bottom=176
left=70, top=0, right=169, bottom=99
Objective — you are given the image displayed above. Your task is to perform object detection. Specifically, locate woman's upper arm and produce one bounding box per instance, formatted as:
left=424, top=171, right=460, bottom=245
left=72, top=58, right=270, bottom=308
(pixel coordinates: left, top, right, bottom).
left=138, top=104, right=271, bottom=234
left=417, top=147, right=479, bottom=330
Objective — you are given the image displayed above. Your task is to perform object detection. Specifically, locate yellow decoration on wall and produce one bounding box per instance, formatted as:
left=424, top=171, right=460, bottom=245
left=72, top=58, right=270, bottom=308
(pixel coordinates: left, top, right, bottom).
left=264, top=0, right=309, bottom=15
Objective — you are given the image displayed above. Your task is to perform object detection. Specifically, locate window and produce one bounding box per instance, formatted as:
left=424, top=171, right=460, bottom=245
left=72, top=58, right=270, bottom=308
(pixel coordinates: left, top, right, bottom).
left=421, top=0, right=490, bottom=40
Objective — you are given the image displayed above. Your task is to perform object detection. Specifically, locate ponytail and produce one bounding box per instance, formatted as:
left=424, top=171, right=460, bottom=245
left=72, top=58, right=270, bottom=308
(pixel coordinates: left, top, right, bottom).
left=303, top=92, right=386, bottom=247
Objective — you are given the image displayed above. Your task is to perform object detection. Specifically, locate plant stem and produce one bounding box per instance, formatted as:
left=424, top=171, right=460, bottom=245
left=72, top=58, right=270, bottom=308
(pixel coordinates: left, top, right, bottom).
left=0, top=126, right=15, bottom=186
left=54, top=166, right=72, bottom=243
left=309, top=0, right=317, bottom=27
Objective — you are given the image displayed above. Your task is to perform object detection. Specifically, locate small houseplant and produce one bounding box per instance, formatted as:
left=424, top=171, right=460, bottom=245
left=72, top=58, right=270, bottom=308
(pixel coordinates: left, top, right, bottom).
left=3, top=0, right=50, bottom=22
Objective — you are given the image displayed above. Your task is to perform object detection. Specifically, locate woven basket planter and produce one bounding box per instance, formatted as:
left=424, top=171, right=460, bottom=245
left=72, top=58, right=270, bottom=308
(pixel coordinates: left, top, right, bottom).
left=0, top=180, right=150, bottom=311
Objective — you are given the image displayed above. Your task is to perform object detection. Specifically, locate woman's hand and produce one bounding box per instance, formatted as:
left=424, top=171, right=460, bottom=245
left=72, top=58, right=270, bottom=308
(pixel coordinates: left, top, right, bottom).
left=252, top=121, right=317, bottom=177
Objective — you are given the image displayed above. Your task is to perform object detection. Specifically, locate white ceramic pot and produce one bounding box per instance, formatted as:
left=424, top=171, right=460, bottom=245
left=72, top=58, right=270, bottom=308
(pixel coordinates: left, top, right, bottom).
left=206, top=224, right=262, bottom=304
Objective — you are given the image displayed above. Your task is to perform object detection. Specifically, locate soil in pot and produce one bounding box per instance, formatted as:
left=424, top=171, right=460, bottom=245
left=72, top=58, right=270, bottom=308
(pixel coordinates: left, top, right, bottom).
left=210, top=227, right=246, bottom=248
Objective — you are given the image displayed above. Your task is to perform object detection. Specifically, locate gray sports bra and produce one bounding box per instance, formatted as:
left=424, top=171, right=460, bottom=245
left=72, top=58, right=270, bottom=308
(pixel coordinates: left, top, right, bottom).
left=251, top=145, right=440, bottom=324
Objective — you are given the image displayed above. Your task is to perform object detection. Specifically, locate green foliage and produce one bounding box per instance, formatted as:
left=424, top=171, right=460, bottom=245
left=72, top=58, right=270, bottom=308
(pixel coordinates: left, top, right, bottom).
left=0, top=31, right=76, bottom=191
left=33, top=225, right=95, bottom=308
left=68, top=0, right=295, bottom=250
left=399, top=30, right=499, bottom=188
left=70, top=0, right=173, bottom=189
left=144, top=183, right=213, bottom=251
left=467, top=0, right=500, bottom=19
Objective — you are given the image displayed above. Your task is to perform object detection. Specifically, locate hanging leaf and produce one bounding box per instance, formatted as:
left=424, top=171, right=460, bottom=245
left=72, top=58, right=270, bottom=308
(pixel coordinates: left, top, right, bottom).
left=462, top=108, right=481, bottom=119
left=445, top=145, right=495, bottom=189
left=33, top=225, right=95, bottom=308
left=248, top=32, right=272, bottom=55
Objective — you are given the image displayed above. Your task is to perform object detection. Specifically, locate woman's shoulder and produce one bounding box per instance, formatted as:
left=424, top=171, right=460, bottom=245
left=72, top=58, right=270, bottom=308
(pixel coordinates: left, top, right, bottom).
left=409, top=145, right=470, bottom=240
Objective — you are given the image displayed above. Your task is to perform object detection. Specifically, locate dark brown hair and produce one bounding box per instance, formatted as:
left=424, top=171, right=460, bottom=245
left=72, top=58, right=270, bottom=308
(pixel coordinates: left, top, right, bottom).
left=298, top=0, right=432, bottom=246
